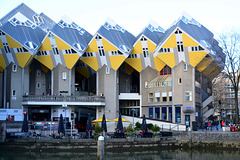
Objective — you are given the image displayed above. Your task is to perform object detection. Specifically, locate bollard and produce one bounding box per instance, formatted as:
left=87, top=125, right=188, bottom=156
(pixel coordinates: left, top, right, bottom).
left=97, top=136, right=104, bottom=160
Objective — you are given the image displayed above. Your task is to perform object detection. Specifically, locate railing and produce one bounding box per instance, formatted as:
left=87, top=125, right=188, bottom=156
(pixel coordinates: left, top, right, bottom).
left=22, top=95, right=105, bottom=102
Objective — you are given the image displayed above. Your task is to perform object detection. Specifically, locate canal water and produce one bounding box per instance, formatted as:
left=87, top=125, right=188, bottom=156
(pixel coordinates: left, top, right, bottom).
left=0, top=148, right=240, bottom=160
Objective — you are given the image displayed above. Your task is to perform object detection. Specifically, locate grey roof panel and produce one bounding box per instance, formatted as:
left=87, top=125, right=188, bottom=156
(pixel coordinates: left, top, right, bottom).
left=1, top=22, right=46, bottom=52
left=51, top=23, right=93, bottom=53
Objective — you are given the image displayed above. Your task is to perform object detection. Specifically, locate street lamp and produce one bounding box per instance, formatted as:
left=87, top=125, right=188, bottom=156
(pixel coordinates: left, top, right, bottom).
left=132, top=109, right=136, bottom=129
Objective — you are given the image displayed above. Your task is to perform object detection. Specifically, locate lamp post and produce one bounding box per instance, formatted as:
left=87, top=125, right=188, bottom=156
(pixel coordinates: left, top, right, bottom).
left=132, top=109, right=136, bottom=129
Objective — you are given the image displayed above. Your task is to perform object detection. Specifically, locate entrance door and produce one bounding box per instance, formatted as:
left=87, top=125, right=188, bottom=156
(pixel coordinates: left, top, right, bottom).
left=185, top=115, right=190, bottom=126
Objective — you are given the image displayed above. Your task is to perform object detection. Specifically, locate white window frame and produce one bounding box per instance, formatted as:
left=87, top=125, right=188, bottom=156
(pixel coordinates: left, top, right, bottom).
left=148, top=92, right=154, bottom=103
left=155, top=92, right=160, bottom=102
left=62, top=72, right=67, bottom=80
left=178, top=78, right=182, bottom=85
left=36, top=82, right=41, bottom=89
left=12, top=90, right=16, bottom=96
left=185, top=91, right=192, bottom=101
left=37, top=70, right=41, bottom=76
left=145, top=82, right=148, bottom=88
left=12, top=64, right=17, bottom=72
left=162, top=92, right=167, bottom=102
left=106, top=67, right=110, bottom=74
left=184, top=63, right=187, bottom=71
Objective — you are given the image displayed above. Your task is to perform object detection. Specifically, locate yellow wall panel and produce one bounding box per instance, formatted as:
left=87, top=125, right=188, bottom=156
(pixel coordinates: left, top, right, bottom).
left=156, top=53, right=175, bottom=68
left=109, top=55, right=126, bottom=71
left=36, top=55, right=54, bottom=70
left=197, top=58, right=213, bottom=72
left=81, top=57, right=99, bottom=71
left=203, top=63, right=217, bottom=76
left=147, top=40, right=156, bottom=53
left=63, top=54, right=80, bottom=69
left=39, top=37, right=52, bottom=51
left=85, top=39, right=98, bottom=53
left=0, top=67, right=3, bottom=72
left=41, top=64, right=50, bottom=73
left=55, top=36, right=71, bottom=50
left=154, top=57, right=166, bottom=71
left=0, top=54, right=6, bottom=69
left=5, top=35, right=22, bottom=48
left=131, top=41, right=143, bottom=54
left=124, top=62, right=134, bottom=75
left=76, top=67, right=90, bottom=79
left=208, top=68, right=221, bottom=80
left=25, top=55, right=34, bottom=67
left=188, top=51, right=207, bottom=67
left=182, top=33, right=199, bottom=47
left=15, top=52, right=31, bottom=68
left=102, top=38, right=118, bottom=51
left=162, top=34, right=177, bottom=48
left=125, top=58, right=142, bottom=72
left=0, top=39, right=4, bottom=49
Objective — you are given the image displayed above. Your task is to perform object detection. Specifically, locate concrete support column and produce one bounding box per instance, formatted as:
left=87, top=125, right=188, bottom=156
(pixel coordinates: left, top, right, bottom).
left=51, top=70, right=53, bottom=95
left=140, top=72, right=142, bottom=117
left=3, top=70, right=6, bottom=109
left=166, top=107, right=169, bottom=121
left=96, top=71, right=99, bottom=96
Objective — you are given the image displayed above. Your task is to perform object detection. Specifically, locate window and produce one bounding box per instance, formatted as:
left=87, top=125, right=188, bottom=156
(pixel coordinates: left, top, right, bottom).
left=12, top=90, right=16, bottom=96
left=128, top=54, right=137, bottom=58
left=148, top=93, right=154, bottom=103
left=37, top=70, right=41, bottom=76
left=52, top=46, right=59, bottom=55
left=155, top=92, right=160, bottom=102
left=106, top=67, right=110, bottom=74
left=3, top=43, right=10, bottom=53
left=161, top=81, right=167, bottom=87
left=185, top=91, right=192, bottom=101
left=162, top=92, right=167, bottom=102
left=169, top=92, right=172, bottom=101
left=178, top=78, right=182, bottom=85
left=191, top=45, right=204, bottom=52
left=175, top=107, right=181, bottom=123
left=33, top=15, right=43, bottom=25
left=95, top=35, right=102, bottom=40
left=175, top=29, right=182, bottom=34
left=184, top=63, right=187, bottom=71
left=37, top=51, right=47, bottom=56
left=169, top=107, right=172, bottom=122
left=143, top=48, right=149, bottom=57
left=65, top=49, right=77, bottom=54
left=25, top=41, right=37, bottom=50
left=160, top=65, right=171, bottom=75
left=168, top=81, right=172, bottom=86
left=140, top=36, right=147, bottom=41
left=162, top=107, right=167, bottom=120
left=12, top=64, right=17, bottom=72
left=62, top=72, right=67, bottom=80
left=0, top=30, right=5, bottom=35
left=145, top=82, right=148, bottom=88
left=177, top=41, right=184, bottom=52
left=155, top=107, right=160, bottom=119
left=98, top=46, right=105, bottom=56
left=159, top=48, right=171, bottom=53
left=36, top=82, right=41, bottom=89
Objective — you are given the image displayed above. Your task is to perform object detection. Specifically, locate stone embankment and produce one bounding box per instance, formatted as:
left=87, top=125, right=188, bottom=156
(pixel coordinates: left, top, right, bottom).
left=0, top=131, right=240, bottom=151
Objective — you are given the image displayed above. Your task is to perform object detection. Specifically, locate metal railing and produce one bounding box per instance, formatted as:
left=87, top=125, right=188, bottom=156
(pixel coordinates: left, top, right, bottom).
left=22, top=95, right=105, bottom=102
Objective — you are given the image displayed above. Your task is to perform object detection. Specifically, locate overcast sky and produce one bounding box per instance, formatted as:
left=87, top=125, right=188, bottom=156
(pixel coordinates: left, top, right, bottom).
left=0, top=0, right=239, bottom=36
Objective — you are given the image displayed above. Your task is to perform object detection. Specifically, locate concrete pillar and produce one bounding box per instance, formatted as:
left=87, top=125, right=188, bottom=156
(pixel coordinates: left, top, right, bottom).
left=97, top=136, right=104, bottom=160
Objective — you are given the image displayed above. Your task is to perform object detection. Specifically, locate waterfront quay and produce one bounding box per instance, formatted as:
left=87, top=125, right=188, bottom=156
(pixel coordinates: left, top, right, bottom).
left=1, top=131, right=240, bottom=151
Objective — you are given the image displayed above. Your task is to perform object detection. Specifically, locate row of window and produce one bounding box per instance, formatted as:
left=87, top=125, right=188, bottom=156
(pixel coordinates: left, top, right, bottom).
left=10, top=18, right=36, bottom=29
left=83, top=52, right=93, bottom=57
left=111, top=50, right=123, bottom=56
left=191, top=46, right=204, bottom=52
left=104, top=22, right=125, bottom=33
left=37, top=51, right=47, bottom=56
left=159, top=48, right=171, bottom=53
left=98, top=46, right=105, bottom=56
left=119, top=100, right=140, bottom=107
left=128, top=54, right=138, bottom=59
left=149, top=107, right=181, bottom=123
left=160, top=65, right=172, bottom=75
left=147, top=81, right=172, bottom=88
left=65, top=49, right=77, bottom=54
left=16, top=47, right=28, bottom=53
left=148, top=92, right=172, bottom=103
left=3, top=43, right=10, bottom=53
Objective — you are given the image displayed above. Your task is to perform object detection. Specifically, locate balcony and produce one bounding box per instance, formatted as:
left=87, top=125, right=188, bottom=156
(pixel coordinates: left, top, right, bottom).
left=22, top=95, right=105, bottom=106
left=119, top=93, right=140, bottom=100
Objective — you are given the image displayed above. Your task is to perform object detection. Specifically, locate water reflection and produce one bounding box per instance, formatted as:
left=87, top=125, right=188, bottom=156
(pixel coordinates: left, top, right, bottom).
left=0, top=149, right=240, bottom=160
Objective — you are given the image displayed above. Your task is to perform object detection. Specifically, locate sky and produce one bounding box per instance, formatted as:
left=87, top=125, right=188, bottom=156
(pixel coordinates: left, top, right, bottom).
left=0, top=0, right=239, bottom=36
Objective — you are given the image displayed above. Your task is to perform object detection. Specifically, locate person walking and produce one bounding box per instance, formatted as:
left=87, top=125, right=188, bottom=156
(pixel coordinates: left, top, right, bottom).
left=221, top=120, right=224, bottom=128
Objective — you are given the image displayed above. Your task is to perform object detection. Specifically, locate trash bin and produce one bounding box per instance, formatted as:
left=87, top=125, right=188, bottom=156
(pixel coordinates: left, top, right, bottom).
left=192, top=121, right=198, bottom=131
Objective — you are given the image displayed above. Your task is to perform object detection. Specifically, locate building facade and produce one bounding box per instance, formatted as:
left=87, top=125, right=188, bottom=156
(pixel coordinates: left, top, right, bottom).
left=0, top=3, right=225, bottom=129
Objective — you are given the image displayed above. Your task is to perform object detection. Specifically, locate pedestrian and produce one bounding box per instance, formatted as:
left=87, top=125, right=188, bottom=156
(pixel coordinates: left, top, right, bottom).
left=216, top=121, right=219, bottom=130
left=204, top=121, right=208, bottom=130
left=221, top=121, right=224, bottom=128
left=208, top=120, right=212, bottom=131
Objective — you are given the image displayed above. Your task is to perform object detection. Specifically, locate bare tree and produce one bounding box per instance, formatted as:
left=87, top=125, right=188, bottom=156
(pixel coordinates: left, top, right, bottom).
left=218, top=30, right=240, bottom=123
